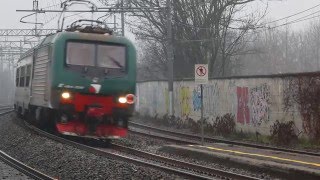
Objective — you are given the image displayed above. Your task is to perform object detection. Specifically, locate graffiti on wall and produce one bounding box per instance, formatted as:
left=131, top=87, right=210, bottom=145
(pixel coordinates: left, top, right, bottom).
left=237, top=87, right=250, bottom=125
left=164, top=88, right=169, bottom=114
left=227, top=80, right=237, bottom=113
left=192, top=86, right=201, bottom=111
left=179, top=86, right=191, bottom=117
left=250, top=84, right=271, bottom=126
left=203, top=83, right=220, bottom=117
left=152, top=86, right=158, bottom=113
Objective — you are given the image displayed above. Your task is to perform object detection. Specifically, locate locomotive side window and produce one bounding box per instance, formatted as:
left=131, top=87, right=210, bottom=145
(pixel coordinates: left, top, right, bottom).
left=26, top=65, right=31, bottom=87
left=66, top=42, right=95, bottom=66
left=97, top=45, right=126, bottom=69
left=19, top=66, right=25, bottom=87
left=16, top=68, right=20, bottom=87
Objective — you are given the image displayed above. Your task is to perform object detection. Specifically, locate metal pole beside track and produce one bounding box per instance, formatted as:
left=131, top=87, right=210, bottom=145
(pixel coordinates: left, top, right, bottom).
left=121, top=0, right=125, bottom=36
left=166, top=0, right=174, bottom=117
left=201, top=84, right=204, bottom=145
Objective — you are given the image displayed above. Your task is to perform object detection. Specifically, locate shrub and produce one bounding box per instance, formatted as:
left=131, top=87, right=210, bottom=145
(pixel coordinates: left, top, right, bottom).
left=213, top=113, right=236, bottom=136
left=270, top=120, right=298, bottom=145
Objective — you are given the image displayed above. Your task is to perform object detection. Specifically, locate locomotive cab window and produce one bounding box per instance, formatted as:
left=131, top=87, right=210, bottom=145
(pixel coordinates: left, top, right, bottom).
left=26, top=65, right=31, bottom=87
left=15, top=68, right=20, bottom=87
left=66, top=42, right=95, bottom=66
left=66, top=41, right=126, bottom=70
left=19, top=66, right=25, bottom=87
left=97, top=45, right=126, bottom=69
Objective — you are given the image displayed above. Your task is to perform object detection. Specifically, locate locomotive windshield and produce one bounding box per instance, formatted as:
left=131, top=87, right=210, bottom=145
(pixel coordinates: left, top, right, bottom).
left=66, top=42, right=95, bottom=66
left=97, top=45, right=125, bottom=69
left=66, top=42, right=126, bottom=69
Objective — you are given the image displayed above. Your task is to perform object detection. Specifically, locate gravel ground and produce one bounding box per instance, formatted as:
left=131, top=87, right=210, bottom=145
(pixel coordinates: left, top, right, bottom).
left=115, top=133, right=169, bottom=153
left=0, top=160, right=33, bottom=180
left=0, top=113, right=183, bottom=180
left=114, top=133, right=277, bottom=180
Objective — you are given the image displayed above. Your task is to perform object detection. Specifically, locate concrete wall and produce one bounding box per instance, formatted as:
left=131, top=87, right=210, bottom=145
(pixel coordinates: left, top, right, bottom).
left=136, top=78, right=303, bottom=137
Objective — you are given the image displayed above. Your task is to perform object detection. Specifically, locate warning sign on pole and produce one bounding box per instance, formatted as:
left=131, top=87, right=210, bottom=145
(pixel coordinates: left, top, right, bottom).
left=195, top=64, right=208, bottom=84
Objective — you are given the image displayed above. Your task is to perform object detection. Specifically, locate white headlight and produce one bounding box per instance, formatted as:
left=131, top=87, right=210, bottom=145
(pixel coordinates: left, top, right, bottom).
left=61, top=92, right=71, bottom=99
left=118, top=97, right=127, bottom=104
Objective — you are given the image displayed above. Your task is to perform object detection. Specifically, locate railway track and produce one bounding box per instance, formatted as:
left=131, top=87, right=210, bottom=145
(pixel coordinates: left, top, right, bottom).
left=111, top=143, right=260, bottom=180
left=0, top=105, right=14, bottom=115
left=0, top=107, right=55, bottom=180
left=129, top=121, right=320, bottom=157
left=24, top=121, right=260, bottom=180
left=0, top=150, right=56, bottom=180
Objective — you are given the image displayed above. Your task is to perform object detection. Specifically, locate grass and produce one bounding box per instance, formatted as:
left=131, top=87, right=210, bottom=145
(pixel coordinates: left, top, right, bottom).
left=297, top=138, right=320, bottom=150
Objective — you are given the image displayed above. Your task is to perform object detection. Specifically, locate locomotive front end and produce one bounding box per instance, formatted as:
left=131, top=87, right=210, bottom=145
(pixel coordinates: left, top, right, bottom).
left=52, top=32, right=136, bottom=139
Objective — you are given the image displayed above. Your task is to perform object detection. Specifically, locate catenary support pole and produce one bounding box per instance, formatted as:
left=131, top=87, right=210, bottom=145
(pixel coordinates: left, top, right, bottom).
left=121, top=0, right=125, bottom=36
left=166, top=0, right=174, bottom=116
left=201, top=84, right=204, bottom=145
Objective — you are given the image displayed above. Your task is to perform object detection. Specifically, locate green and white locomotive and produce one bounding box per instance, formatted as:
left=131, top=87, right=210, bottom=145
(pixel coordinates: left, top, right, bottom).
left=15, top=20, right=136, bottom=139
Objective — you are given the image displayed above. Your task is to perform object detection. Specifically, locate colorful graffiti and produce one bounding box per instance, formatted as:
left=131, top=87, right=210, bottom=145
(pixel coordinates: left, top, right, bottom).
left=250, top=84, right=271, bottom=126
left=203, top=83, right=220, bottom=117
left=192, top=87, right=201, bottom=111
left=136, top=78, right=309, bottom=137
left=237, top=87, right=250, bottom=125
left=179, top=86, right=191, bottom=117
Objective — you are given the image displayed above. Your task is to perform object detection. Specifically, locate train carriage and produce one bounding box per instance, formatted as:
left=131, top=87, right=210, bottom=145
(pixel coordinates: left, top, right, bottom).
left=15, top=22, right=136, bottom=139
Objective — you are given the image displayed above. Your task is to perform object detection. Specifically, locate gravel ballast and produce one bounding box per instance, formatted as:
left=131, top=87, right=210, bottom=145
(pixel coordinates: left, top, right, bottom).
left=0, top=113, right=182, bottom=180
left=115, top=133, right=276, bottom=180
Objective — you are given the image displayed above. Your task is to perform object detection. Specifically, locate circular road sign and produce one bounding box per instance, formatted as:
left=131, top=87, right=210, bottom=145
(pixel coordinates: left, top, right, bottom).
left=196, top=66, right=207, bottom=77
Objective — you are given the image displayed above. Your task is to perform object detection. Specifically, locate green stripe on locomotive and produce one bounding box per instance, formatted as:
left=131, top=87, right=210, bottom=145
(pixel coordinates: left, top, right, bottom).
left=48, top=32, right=136, bottom=95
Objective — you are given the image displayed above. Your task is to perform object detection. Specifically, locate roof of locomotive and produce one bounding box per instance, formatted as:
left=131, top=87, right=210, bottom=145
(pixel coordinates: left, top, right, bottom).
left=47, top=31, right=133, bottom=45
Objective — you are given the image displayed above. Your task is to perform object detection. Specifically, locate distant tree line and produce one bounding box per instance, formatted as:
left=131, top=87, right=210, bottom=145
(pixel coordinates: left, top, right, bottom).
left=236, top=22, right=320, bottom=76
left=126, top=0, right=262, bottom=80
left=0, top=62, right=15, bottom=105
left=100, top=0, right=320, bottom=80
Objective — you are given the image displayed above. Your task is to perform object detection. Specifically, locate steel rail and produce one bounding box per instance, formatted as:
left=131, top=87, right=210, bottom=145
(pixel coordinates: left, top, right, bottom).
left=0, top=151, right=56, bottom=180
left=23, top=121, right=259, bottom=180
left=111, top=143, right=261, bottom=180
left=0, top=110, right=55, bottom=180
left=130, top=127, right=198, bottom=144
left=129, top=121, right=320, bottom=157
left=0, top=105, right=12, bottom=108
left=23, top=122, right=211, bottom=180
left=0, top=106, right=14, bottom=115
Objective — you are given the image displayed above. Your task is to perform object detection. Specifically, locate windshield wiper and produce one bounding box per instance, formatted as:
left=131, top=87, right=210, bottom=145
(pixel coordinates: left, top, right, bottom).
left=108, top=56, right=124, bottom=69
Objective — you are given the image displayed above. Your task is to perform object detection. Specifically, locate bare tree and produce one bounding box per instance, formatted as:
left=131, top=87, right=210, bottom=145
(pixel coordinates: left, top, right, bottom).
left=239, top=19, right=320, bottom=76
left=126, top=0, right=264, bottom=78
left=137, top=40, right=168, bottom=80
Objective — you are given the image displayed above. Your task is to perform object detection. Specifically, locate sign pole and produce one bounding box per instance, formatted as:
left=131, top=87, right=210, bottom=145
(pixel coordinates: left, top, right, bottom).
left=201, top=84, right=204, bottom=145
left=195, top=64, right=208, bottom=146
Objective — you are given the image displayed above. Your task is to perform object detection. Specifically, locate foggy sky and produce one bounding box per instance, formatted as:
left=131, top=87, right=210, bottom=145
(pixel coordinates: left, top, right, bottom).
left=0, top=0, right=319, bottom=32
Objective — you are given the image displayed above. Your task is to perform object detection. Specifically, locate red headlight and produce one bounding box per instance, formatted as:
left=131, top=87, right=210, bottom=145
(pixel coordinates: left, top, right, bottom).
left=126, top=94, right=135, bottom=104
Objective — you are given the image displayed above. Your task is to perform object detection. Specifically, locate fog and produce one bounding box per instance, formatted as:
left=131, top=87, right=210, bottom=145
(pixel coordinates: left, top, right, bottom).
left=1, top=0, right=320, bottom=103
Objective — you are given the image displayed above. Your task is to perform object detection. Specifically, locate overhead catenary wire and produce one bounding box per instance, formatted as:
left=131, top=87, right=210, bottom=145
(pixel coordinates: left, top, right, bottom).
left=25, top=0, right=320, bottom=38
left=263, top=2, right=320, bottom=25
left=155, top=1, right=320, bottom=31
left=268, top=11, right=320, bottom=29
left=36, top=0, right=62, bottom=28
left=165, top=4, right=320, bottom=42
left=39, top=0, right=101, bottom=29
left=18, top=0, right=161, bottom=33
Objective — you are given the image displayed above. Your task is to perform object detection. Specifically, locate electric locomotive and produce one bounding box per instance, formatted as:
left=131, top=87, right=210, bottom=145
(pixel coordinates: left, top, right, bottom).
left=14, top=20, right=136, bottom=139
